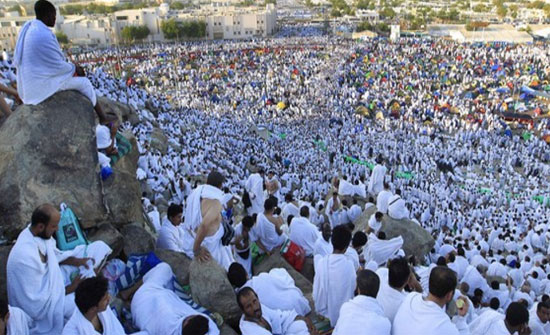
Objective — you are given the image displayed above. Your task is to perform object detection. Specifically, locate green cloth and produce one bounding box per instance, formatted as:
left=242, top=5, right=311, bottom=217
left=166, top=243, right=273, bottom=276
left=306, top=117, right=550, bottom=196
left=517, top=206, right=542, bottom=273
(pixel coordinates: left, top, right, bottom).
left=251, top=243, right=266, bottom=267
left=109, top=132, right=132, bottom=165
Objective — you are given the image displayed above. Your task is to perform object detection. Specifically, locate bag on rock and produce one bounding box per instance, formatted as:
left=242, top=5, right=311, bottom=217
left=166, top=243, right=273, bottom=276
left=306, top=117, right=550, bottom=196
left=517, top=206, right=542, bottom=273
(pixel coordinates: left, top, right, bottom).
left=280, top=238, right=306, bottom=272
left=56, top=203, right=88, bottom=251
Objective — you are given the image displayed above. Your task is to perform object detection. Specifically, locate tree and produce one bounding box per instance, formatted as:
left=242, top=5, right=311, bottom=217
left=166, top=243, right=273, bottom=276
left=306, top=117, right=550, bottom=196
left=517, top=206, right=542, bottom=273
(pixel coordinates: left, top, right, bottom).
left=357, top=21, right=373, bottom=31
left=380, top=7, right=396, bottom=18
left=171, top=2, right=185, bottom=9
left=264, top=0, right=276, bottom=5
left=355, top=0, right=370, bottom=10
left=465, top=21, right=489, bottom=31
left=161, top=19, right=181, bottom=39
left=121, top=25, right=150, bottom=42
left=472, top=4, right=488, bottom=12
left=331, top=8, right=342, bottom=17
left=509, top=4, right=518, bottom=18
left=496, top=5, right=507, bottom=18
left=304, top=0, right=314, bottom=7
left=55, top=31, right=69, bottom=44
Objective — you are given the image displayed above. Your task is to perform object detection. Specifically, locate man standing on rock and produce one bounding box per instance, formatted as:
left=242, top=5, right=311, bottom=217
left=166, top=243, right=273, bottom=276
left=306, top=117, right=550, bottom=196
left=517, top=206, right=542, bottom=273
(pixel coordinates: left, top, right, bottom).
left=7, top=204, right=111, bottom=335
left=245, top=168, right=266, bottom=215
left=14, top=0, right=107, bottom=122
left=182, top=170, right=234, bottom=270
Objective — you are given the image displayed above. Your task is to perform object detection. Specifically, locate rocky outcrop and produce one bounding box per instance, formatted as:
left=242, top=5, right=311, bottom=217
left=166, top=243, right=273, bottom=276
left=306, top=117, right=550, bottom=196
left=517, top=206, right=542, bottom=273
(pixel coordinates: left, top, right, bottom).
left=0, top=245, right=11, bottom=300
left=0, top=91, right=147, bottom=241
left=87, top=223, right=124, bottom=258
left=354, top=206, right=434, bottom=262
left=120, top=223, right=155, bottom=257
left=0, top=91, right=105, bottom=239
left=189, top=259, right=241, bottom=327
left=155, top=248, right=192, bottom=285
left=149, top=127, right=168, bottom=154
left=98, top=96, right=140, bottom=126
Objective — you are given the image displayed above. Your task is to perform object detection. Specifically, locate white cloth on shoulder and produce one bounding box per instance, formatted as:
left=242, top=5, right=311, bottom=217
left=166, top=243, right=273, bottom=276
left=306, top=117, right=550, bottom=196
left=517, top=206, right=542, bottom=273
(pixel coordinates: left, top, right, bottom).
left=333, top=295, right=391, bottom=335
left=58, top=241, right=113, bottom=287
left=7, top=227, right=65, bottom=335
left=469, top=308, right=503, bottom=335
left=14, top=19, right=75, bottom=105
left=62, top=306, right=125, bottom=335
left=364, top=233, right=404, bottom=266
left=246, top=268, right=311, bottom=316
left=131, top=262, right=219, bottom=335
left=338, top=180, right=355, bottom=196
left=313, top=253, right=356, bottom=326
left=239, top=304, right=308, bottom=335
left=6, top=306, right=32, bottom=335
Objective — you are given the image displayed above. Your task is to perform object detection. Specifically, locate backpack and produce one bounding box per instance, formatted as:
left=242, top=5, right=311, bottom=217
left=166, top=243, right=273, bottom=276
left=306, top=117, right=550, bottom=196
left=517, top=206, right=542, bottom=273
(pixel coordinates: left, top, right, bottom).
left=56, top=203, right=88, bottom=251
left=280, top=238, right=306, bottom=272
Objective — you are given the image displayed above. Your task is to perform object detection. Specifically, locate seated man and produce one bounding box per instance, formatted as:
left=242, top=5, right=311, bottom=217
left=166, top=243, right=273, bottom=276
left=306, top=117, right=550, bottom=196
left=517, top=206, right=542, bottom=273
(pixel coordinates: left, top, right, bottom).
left=157, top=204, right=185, bottom=252
left=7, top=204, right=111, bottom=335
left=0, top=298, right=32, bottom=335
left=14, top=0, right=107, bottom=122
left=237, top=287, right=315, bottom=335
left=131, top=262, right=219, bottom=335
left=253, top=198, right=286, bottom=255
left=333, top=270, right=391, bottom=335
left=232, top=215, right=256, bottom=277
left=227, top=263, right=311, bottom=316
left=387, top=190, right=409, bottom=220
left=289, top=206, right=320, bottom=257
left=62, top=277, right=128, bottom=335
left=393, top=266, right=469, bottom=335
left=485, top=302, right=529, bottom=335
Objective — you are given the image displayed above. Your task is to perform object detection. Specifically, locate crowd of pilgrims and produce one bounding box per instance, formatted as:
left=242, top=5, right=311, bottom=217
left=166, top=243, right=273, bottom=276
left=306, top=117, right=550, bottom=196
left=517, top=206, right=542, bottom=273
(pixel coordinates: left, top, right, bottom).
left=5, top=10, right=550, bottom=334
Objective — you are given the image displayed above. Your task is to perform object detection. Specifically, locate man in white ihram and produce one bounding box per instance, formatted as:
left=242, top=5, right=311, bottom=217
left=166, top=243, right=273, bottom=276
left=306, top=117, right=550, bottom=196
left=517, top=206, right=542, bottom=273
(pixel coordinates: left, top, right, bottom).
left=7, top=204, right=111, bottom=335
left=14, top=0, right=107, bottom=122
left=245, top=168, right=266, bottom=215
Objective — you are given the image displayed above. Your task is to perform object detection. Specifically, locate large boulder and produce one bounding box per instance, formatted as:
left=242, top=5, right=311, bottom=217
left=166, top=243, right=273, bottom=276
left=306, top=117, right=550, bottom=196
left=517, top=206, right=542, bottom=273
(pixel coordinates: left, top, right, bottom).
left=87, top=223, right=124, bottom=258
left=149, top=127, right=168, bottom=154
left=155, top=248, right=192, bottom=285
left=189, top=259, right=241, bottom=327
left=97, top=96, right=137, bottom=125
left=0, top=245, right=12, bottom=300
left=0, top=91, right=106, bottom=239
left=220, top=324, right=239, bottom=335
left=102, top=133, right=143, bottom=227
left=354, top=207, right=434, bottom=262
left=120, top=223, right=155, bottom=257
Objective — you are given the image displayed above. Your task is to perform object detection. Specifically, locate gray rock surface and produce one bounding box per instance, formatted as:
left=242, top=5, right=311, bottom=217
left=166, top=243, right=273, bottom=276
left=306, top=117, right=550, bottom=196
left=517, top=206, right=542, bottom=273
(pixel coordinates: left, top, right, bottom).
left=354, top=206, right=434, bottom=262
left=0, top=91, right=106, bottom=239
left=149, top=127, right=168, bottom=154
left=189, top=259, right=241, bottom=327
left=0, top=245, right=11, bottom=300
left=87, top=223, right=124, bottom=258
left=220, top=324, right=239, bottom=335
left=155, top=248, right=192, bottom=285
left=120, top=223, right=155, bottom=257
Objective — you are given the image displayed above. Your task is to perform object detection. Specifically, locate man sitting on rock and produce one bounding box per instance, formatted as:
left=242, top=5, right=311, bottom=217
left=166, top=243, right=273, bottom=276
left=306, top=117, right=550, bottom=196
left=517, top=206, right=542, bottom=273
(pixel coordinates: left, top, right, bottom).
left=156, top=204, right=185, bottom=253
left=227, top=263, right=311, bottom=316
left=62, top=277, right=128, bottom=335
left=7, top=204, right=111, bottom=335
left=14, top=0, right=107, bottom=122
left=131, top=262, right=219, bottom=335
left=237, top=287, right=316, bottom=335
left=0, top=298, right=32, bottom=335
left=182, top=170, right=234, bottom=270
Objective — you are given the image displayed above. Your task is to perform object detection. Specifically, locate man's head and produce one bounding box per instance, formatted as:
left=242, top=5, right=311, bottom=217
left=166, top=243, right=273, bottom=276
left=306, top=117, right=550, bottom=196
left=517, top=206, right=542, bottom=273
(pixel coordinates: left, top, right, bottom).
left=537, top=299, right=550, bottom=323
left=35, top=0, right=56, bottom=27
left=489, top=297, right=500, bottom=310
left=505, top=302, right=529, bottom=333
left=388, top=257, right=411, bottom=290
left=428, top=266, right=457, bottom=304
left=352, top=231, right=367, bottom=250
left=31, top=203, right=60, bottom=240
left=331, top=225, right=352, bottom=252
left=227, top=262, right=248, bottom=288
left=356, top=269, right=380, bottom=298
left=167, top=204, right=183, bottom=226
left=300, top=206, right=309, bottom=218
left=321, top=222, right=332, bottom=242
left=75, top=277, right=110, bottom=316
left=242, top=215, right=255, bottom=232
left=206, top=170, right=225, bottom=189
left=237, top=287, right=262, bottom=319
left=375, top=211, right=383, bottom=221
left=264, top=198, right=277, bottom=213
left=181, top=315, right=209, bottom=335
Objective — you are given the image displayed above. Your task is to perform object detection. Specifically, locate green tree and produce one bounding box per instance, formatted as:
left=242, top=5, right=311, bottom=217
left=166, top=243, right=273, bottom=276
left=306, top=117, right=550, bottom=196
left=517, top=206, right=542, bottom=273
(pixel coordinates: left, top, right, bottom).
left=55, top=31, right=69, bottom=44
left=509, top=4, right=518, bottom=18
left=265, top=0, right=276, bottom=5
left=161, top=19, right=181, bottom=39
left=380, top=7, right=396, bottom=18
left=472, top=4, right=488, bottom=12
left=496, top=5, right=507, bottom=18
left=171, top=2, right=185, bottom=9
left=331, top=8, right=342, bottom=16
left=357, top=21, right=373, bottom=31
left=355, top=0, right=370, bottom=10
left=304, top=0, right=314, bottom=7
left=121, top=25, right=150, bottom=42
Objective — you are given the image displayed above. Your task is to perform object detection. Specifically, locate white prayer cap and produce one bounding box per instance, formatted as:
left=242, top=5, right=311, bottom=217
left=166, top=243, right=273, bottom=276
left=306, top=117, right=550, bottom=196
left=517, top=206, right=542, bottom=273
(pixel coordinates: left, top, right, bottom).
left=96, top=125, right=112, bottom=149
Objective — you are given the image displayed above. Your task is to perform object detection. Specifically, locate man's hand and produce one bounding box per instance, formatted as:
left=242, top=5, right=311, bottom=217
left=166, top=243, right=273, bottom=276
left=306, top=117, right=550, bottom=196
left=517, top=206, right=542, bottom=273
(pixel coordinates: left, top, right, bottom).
left=295, top=316, right=318, bottom=335
left=76, top=257, right=94, bottom=269
left=194, top=247, right=211, bottom=262
left=75, top=65, right=86, bottom=77
left=456, top=296, right=469, bottom=317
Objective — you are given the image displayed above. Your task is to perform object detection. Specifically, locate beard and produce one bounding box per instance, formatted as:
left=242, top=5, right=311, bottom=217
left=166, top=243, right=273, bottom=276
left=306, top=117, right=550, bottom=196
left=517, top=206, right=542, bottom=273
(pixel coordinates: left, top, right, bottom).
left=37, top=229, right=51, bottom=240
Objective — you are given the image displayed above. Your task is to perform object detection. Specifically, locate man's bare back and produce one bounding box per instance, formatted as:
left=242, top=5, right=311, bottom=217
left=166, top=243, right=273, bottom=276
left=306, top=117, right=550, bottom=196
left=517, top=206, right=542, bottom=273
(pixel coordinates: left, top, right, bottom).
left=200, top=198, right=222, bottom=237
